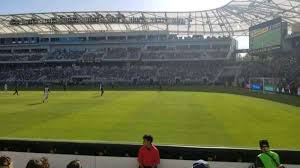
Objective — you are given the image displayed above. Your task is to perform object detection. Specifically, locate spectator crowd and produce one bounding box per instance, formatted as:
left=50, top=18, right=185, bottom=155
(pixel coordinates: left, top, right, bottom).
left=0, top=61, right=225, bottom=86
left=0, top=137, right=284, bottom=168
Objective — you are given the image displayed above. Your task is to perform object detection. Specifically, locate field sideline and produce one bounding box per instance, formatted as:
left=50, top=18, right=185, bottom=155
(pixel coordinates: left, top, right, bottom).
left=0, top=90, right=299, bottom=149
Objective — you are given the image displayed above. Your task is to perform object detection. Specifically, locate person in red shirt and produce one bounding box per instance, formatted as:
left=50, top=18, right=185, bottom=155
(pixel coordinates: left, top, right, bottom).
left=138, top=134, right=160, bottom=168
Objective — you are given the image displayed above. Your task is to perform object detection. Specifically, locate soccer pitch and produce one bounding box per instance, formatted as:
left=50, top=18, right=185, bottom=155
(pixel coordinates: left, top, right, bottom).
left=0, top=90, right=299, bottom=149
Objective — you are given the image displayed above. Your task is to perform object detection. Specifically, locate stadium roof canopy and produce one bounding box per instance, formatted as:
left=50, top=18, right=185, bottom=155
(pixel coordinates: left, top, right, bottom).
left=0, top=0, right=299, bottom=36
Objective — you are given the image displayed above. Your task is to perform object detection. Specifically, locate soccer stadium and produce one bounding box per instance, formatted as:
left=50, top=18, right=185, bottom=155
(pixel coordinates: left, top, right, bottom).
left=0, top=0, right=300, bottom=168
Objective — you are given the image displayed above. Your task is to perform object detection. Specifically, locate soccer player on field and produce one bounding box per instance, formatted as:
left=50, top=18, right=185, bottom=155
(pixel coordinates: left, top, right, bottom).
left=13, top=85, right=19, bottom=96
left=43, top=85, right=50, bottom=103
left=4, top=83, right=8, bottom=93
left=99, top=82, right=104, bottom=96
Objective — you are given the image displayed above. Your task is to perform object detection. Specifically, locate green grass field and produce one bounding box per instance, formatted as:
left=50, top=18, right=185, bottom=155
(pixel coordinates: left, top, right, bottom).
left=0, top=90, right=299, bottom=149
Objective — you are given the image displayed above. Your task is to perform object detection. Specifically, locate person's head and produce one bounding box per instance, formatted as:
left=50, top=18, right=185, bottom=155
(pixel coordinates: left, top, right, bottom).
left=143, top=134, right=153, bottom=147
left=26, top=159, right=44, bottom=168
left=193, top=160, right=210, bottom=168
left=0, top=156, right=13, bottom=168
left=67, top=160, right=81, bottom=168
left=259, top=140, right=270, bottom=152
left=40, top=157, right=49, bottom=168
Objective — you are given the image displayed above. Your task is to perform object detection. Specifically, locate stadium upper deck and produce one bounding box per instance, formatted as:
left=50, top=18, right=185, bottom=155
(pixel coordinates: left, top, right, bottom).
left=0, top=0, right=299, bottom=36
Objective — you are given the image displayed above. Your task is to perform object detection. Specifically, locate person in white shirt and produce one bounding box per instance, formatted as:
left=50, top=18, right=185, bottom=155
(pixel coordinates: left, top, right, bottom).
left=298, top=86, right=300, bottom=96
left=43, top=85, right=50, bottom=103
left=4, top=83, right=7, bottom=92
left=281, top=87, right=285, bottom=94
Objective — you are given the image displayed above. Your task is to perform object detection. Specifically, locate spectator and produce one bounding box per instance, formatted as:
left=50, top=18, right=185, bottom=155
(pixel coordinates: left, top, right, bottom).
left=138, top=134, right=160, bottom=168
left=67, top=160, right=82, bottom=168
left=255, top=140, right=284, bottom=168
left=0, top=156, right=13, bottom=168
left=26, top=159, right=47, bottom=168
left=40, top=157, right=49, bottom=168
left=192, top=160, right=210, bottom=168
left=298, top=85, right=300, bottom=96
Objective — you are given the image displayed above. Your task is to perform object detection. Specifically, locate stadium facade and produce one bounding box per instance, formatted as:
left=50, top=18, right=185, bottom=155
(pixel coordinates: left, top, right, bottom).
left=0, top=0, right=299, bottom=86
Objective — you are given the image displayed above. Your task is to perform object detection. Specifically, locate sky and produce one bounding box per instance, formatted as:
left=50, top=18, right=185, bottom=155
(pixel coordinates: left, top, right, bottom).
left=0, top=0, right=248, bottom=49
